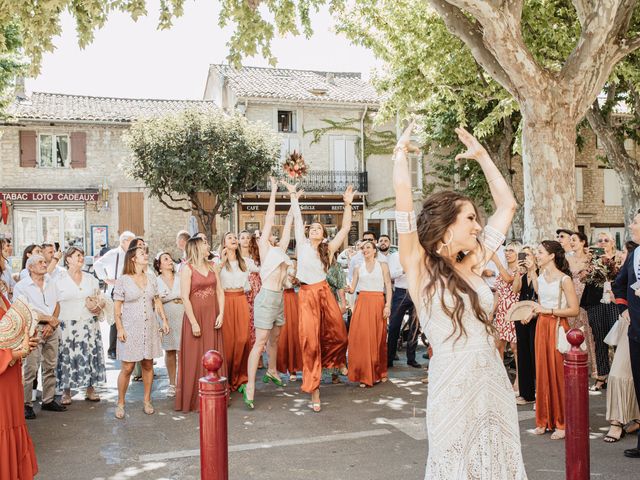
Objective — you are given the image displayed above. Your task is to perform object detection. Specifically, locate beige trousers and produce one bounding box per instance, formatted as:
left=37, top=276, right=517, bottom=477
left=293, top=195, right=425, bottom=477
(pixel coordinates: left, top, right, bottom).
left=23, top=326, right=60, bottom=406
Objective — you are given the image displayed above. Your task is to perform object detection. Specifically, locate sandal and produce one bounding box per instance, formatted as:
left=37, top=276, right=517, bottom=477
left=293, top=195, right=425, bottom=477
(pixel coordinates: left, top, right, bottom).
left=114, top=404, right=125, bottom=419
left=589, top=378, right=607, bottom=392
left=143, top=401, right=155, bottom=415
left=61, top=392, right=72, bottom=405
left=516, top=397, right=534, bottom=406
left=312, top=402, right=321, bottom=413
left=625, top=420, right=640, bottom=434
left=550, top=429, right=565, bottom=440
left=85, top=393, right=101, bottom=402
left=604, top=423, right=625, bottom=443
left=289, top=374, right=297, bottom=382
left=533, top=427, right=546, bottom=435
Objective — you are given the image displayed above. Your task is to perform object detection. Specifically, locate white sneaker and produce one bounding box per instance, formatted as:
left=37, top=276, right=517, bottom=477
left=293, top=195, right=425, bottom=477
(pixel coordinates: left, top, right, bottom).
left=166, top=385, right=176, bottom=397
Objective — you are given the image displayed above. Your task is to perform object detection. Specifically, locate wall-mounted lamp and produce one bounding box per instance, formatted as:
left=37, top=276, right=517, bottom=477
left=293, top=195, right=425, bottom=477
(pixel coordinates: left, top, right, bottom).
left=97, top=179, right=110, bottom=211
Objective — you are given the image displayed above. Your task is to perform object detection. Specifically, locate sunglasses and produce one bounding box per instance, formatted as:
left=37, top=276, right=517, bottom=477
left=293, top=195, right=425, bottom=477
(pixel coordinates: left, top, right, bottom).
left=597, top=238, right=610, bottom=243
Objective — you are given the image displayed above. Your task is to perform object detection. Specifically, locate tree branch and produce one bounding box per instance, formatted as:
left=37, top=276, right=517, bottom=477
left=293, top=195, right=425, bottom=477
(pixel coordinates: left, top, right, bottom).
left=572, top=0, right=596, bottom=27
left=427, top=0, right=517, bottom=96
left=613, top=35, right=640, bottom=63
left=157, top=195, right=191, bottom=213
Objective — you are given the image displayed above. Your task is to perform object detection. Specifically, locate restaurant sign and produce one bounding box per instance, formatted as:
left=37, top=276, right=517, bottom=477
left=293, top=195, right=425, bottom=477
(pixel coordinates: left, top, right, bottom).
left=0, top=190, right=99, bottom=202
left=241, top=202, right=363, bottom=212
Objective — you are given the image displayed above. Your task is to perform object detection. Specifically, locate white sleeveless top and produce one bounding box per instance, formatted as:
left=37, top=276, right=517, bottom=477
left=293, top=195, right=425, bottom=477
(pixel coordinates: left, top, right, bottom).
left=260, top=247, right=291, bottom=282
left=296, top=242, right=327, bottom=284
left=537, top=274, right=568, bottom=309
left=357, top=260, right=384, bottom=292
left=219, top=260, right=250, bottom=290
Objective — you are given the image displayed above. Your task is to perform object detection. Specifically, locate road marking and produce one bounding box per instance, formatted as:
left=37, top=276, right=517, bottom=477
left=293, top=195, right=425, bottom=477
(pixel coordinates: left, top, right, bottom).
left=138, top=429, right=393, bottom=462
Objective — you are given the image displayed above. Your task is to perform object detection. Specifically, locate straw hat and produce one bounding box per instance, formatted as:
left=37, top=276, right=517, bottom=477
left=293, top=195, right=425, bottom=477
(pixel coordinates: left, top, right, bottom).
left=0, top=297, right=38, bottom=350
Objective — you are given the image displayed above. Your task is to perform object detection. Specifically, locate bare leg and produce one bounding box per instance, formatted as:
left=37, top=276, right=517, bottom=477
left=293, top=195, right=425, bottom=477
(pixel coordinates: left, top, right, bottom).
left=266, top=325, right=282, bottom=375
left=511, top=342, right=519, bottom=390
left=165, top=350, right=177, bottom=386
left=497, top=339, right=506, bottom=360
left=311, top=388, right=321, bottom=412
left=141, top=359, right=154, bottom=403
left=247, top=328, right=270, bottom=401
left=117, top=362, right=135, bottom=405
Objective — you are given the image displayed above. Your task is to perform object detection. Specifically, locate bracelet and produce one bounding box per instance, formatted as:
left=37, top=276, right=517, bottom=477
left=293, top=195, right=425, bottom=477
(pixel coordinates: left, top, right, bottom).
left=395, top=210, right=417, bottom=234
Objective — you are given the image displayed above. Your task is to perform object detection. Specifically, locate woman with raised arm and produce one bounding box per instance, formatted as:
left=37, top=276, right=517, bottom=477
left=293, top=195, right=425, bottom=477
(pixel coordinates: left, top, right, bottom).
left=241, top=178, right=292, bottom=408
left=346, top=240, right=392, bottom=388
left=283, top=181, right=354, bottom=412
left=393, top=122, right=526, bottom=478
left=215, top=232, right=253, bottom=393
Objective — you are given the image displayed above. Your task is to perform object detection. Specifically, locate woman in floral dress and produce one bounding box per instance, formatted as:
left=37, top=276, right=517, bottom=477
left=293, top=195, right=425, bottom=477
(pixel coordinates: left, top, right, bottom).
left=56, top=247, right=106, bottom=404
left=492, top=243, right=521, bottom=390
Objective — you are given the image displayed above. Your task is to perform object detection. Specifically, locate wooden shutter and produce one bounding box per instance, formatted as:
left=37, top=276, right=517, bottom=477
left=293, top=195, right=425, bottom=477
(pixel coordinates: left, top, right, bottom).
left=19, top=131, right=37, bottom=167
left=70, top=132, right=87, bottom=168
left=195, top=192, right=216, bottom=232
left=118, top=192, right=145, bottom=236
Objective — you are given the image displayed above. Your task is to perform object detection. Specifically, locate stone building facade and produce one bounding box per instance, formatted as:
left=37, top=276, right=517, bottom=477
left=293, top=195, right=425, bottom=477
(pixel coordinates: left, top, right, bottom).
left=0, top=94, right=216, bottom=261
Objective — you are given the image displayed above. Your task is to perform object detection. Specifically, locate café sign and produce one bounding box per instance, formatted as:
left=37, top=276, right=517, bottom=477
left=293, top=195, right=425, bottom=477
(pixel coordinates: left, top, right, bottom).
left=242, top=202, right=363, bottom=212
left=0, top=190, right=99, bottom=202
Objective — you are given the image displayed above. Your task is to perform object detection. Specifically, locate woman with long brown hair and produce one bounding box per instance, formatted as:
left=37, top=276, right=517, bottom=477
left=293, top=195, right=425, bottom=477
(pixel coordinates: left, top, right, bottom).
left=393, top=122, right=526, bottom=478
left=282, top=181, right=354, bottom=412
left=215, top=232, right=253, bottom=393
left=176, top=236, right=225, bottom=412
left=532, top=241, right=579, bottom=440
left=240, top=230, right=261, bottom=357
left=113, top=243, right=169, bottom=419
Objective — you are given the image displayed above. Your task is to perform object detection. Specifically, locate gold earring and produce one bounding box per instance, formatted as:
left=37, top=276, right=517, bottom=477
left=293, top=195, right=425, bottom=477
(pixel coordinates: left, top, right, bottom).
left=436, top=229, right=454, bottom=255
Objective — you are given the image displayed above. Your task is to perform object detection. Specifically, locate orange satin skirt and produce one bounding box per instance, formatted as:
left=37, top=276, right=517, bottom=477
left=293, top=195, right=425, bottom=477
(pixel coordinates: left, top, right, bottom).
left=535, top=313, right=569, bottom=430
left=298, top=280, right=348, bottom=393
left=277, top=289, right=303, bottom=375
left=222, top=291, right=251, bottom=391
left=347, top=292, right=388, bottom=387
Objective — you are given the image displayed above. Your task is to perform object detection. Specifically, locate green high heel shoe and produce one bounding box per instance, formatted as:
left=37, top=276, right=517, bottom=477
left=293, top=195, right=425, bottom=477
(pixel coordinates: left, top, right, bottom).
left=262, top=372, right=285, bottom=387
left=237, top=384, right=254, bottom=409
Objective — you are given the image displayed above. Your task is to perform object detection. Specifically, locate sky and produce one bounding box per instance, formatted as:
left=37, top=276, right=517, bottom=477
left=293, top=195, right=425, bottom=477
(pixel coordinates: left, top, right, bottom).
left=27, top=1, right=381, bottom=100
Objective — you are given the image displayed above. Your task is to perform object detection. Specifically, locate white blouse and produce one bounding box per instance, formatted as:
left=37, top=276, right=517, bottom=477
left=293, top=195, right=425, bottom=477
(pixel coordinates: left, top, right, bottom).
left=260, top=247, right=292, bottom=282
left=56, top=270, right=100, bottom=322
left=538, top=274, right=568, bottom=309
left=356, top=261, right=384, bottom=292
left=218, top=260, right=251, bottom=290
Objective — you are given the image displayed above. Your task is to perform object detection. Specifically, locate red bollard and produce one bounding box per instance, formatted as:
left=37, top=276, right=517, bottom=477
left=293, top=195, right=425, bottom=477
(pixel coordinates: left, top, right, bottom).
left=199, top=350, right=228, bottom=480
left=564, top=328, right=589, bottom=480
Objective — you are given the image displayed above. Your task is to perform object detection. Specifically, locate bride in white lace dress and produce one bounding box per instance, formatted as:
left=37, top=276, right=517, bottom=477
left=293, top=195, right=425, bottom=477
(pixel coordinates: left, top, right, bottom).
left=392, top=122, right=527, bottom=479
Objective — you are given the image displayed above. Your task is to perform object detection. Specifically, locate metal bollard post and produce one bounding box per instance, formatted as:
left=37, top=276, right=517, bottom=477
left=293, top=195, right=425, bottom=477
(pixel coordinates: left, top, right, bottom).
left=199, top=350, right=228, bottom=480
left=564, top=328, right=589, bottom=480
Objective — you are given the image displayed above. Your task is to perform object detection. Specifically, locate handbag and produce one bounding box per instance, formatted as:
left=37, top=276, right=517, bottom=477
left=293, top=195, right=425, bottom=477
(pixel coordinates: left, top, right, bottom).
left=604, top=318, right=622, bottom=347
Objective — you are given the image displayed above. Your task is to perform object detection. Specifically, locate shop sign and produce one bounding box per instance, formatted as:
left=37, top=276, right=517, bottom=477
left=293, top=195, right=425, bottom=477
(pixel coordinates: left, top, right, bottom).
left=242, top=203, right=362, bottom=212
left=0, top=191, right=99, bottom=202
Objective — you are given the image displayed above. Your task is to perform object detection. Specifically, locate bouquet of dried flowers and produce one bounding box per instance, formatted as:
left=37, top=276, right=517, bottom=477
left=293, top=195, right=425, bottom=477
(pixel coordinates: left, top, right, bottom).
left=282, top=151, right=308, bottom=179
left=578, top=256, right=614, bottom=287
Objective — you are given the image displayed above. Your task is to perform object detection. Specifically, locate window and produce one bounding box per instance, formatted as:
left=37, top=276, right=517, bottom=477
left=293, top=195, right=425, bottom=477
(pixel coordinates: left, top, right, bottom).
left=387, top=219, right=397, bottom=245
left=280, top=136, right=301, bottom=160
left=38, top=134, right=69, bottom=168
left=575, top=167, right=583, bottom=202
left=603, top=169, right=622, bottom=206
left=330, top=135, right=358, bottom=171
left=277, top=110, right=296, bottom=133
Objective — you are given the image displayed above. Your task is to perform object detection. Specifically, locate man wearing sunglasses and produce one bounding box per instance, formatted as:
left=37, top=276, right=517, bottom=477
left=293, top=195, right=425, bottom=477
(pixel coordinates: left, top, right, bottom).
left=555, top=228, right=574, bottom=255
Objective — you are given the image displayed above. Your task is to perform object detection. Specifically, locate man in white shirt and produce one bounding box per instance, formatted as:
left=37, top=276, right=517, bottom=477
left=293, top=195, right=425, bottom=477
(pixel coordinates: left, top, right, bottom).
left=386, top=250, right=421, bottom=368
left=13, top=254, right=63, bottom=419
left=41, top=243, right=65, bottom=279
left=94, top=231, right=135, bottom=358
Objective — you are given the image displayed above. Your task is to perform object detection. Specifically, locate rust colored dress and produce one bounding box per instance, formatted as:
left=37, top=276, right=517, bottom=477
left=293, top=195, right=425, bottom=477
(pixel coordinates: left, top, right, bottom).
left=175, top=265, right=226, bottom=413
left=277, top=288, right=303, bottom=375
left=535, top=275, right=570, bottom=430
left=0, top=294, right=38, bottom=479
left=245, top=271, right=261, bottom=349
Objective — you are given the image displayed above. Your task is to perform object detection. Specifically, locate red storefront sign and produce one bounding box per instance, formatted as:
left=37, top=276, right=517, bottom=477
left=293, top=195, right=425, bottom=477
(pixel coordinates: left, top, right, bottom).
left=0, top=190, right=99, bottom=202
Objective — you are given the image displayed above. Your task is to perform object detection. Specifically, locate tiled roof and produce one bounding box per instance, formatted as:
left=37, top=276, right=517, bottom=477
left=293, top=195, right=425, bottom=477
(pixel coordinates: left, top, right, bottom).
left=211, top=64, right=379, bottom=105
left=8, top=92, right=217, bottom=123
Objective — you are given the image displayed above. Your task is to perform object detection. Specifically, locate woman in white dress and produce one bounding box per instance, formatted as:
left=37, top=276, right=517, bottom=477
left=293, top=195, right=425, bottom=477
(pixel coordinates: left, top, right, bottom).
left=393, top=122, right=526, bottom=479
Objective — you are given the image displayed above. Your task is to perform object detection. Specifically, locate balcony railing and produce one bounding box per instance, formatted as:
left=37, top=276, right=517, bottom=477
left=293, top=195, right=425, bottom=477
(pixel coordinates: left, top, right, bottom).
left=249, top=170, right=368, bottom=193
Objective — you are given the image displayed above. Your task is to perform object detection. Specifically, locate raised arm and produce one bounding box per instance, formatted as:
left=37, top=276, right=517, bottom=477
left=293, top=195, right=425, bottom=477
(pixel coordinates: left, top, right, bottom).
left=393, top=122, right=423, bottom=275
left=278, top=207, right=294, bottom=252
left=282, top=181, right=306, bottom=245
left=259, top=177, right=279, bottom=258
left=455, top=127, right=516, bottom=238
left=328, top=185, right=356, bottom=255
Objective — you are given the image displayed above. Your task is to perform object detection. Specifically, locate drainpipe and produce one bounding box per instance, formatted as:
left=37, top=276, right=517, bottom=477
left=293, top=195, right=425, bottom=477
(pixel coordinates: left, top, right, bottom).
left=360, top=105, right=368, bottom=231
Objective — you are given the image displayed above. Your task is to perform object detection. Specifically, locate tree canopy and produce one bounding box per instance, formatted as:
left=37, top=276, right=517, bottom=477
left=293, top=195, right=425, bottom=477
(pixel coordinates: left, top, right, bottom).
left=124, top=109, right=281, bottom=242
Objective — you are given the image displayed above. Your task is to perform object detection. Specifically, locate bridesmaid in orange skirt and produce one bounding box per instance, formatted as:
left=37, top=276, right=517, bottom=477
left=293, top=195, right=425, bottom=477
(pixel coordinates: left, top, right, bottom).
left=176, top=236, right=227, bottom=413
left=532, top=240, right=579, bottom=440
left=347, top=241, right=393, bottom=387
left=0, top=293, right=39, bottom=479
left=277, top=261, right=303, bottom=381
left=216, top=233, right=252, bottom=392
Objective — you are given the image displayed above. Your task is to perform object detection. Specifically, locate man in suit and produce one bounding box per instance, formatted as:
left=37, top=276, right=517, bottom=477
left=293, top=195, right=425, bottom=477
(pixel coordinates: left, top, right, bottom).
left=612, top=210, right=640, bottom=459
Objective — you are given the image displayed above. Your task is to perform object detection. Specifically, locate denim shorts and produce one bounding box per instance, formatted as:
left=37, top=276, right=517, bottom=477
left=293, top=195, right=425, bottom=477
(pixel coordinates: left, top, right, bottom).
left=253, top=287, right=285, bottom=329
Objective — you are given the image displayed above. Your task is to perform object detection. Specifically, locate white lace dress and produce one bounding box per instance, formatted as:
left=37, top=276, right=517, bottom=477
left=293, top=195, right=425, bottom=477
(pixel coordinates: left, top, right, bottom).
left=419, top=226, right=527, bottom=479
